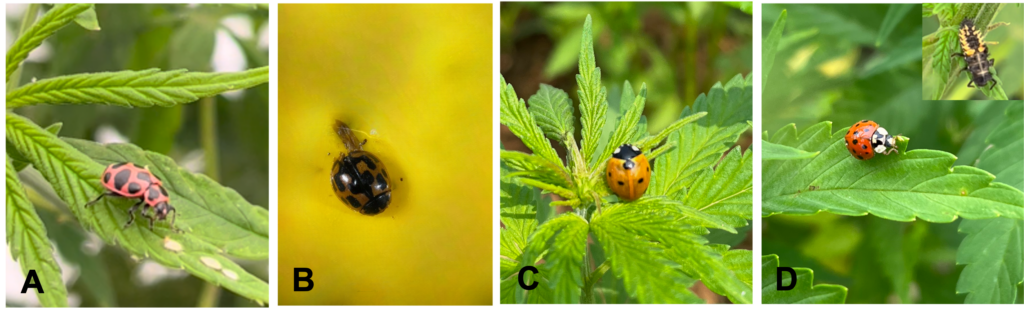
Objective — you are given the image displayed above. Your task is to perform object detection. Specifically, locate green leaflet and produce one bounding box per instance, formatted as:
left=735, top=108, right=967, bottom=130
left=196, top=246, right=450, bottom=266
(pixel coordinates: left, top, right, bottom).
left=523, top=215, right=589, bottom=303
left=956, top=103, right=1024, bottom=303
left=6, top=67, right=269, bottom=109
left=529, top=84, right=576, bottom=142
left=499, top=75, right=564, bottom=169
left=762, top=10, right=786, bottom=91
left=762, top=254, right=847, bottom=304
left=499, top=163, right=543, bottom=304
left=875, top=4, right=915, bottom=46
left=6, top=158, right=69, bottom=307
left=682, top=147, right=753, bottom=230
left=5, top=2, right=95, bottom=84
left=763, top=139, right=819, bottom=160
left=596, top=82, right=647, bottom=165
left=763, top=121, right=1024, bottom=222
left=576, top=15, right=609, bottom=168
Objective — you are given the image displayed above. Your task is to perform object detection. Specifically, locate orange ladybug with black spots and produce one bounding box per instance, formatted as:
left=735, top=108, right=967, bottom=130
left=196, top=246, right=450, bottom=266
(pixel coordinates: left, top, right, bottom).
left=844, top=120, right=897, bottom=160
left=330, top=121, right=392, bottom=215
left=606, top=144, right=650, bottom=201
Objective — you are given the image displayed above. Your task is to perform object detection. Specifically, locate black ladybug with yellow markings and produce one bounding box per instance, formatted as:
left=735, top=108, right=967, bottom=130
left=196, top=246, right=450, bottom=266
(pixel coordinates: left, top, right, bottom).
left=952, top=18, right=997, bottom=90
left=330, top=121, right=392, bottom=215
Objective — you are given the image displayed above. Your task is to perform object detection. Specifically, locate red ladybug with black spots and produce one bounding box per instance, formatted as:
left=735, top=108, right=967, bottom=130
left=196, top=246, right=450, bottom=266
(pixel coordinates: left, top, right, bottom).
left=86, top=162, right=177, bottom=230
left=844, top=120, right=897, bottom=160
left=330, top=121, right=392, bottom=215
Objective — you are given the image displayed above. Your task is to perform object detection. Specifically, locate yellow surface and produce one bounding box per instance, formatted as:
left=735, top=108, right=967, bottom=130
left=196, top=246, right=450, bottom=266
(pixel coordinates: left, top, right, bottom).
left=278, top=4, right=492, bottom=305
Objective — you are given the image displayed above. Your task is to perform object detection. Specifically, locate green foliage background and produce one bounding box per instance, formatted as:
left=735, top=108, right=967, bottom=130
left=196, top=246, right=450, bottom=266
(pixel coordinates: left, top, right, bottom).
left=501, top=2, right=752, bottom=134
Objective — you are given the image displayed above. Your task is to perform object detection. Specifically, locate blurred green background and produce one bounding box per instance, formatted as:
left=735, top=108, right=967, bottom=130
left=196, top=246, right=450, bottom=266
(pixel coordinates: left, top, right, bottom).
left=924, top=4, right=1024, bottom=100
left=501, top=2, right=752, bottom=137
left=6, top=4, right=268, bottom=307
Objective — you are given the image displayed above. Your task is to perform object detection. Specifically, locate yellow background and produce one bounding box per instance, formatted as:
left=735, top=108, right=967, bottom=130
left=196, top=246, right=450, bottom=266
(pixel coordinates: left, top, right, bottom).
left=278, top=4, right=492, bottom=305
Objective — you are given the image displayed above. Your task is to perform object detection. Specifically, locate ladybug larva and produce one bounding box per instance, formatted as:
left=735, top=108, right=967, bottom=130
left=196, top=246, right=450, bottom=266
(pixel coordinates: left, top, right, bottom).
left=952, top=18, right=997, bottom=89
left=330, top=121, right=392, bottom=215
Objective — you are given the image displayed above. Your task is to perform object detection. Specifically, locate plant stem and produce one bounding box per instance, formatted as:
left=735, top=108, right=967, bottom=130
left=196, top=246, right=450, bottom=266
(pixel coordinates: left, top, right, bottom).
left=582, top=261, right=611, bottom=303
left=199, top=97, right=219, bottom=181
left=196, top=282, right=220, bottom=307
left=580, top=242, right=593, bottom=303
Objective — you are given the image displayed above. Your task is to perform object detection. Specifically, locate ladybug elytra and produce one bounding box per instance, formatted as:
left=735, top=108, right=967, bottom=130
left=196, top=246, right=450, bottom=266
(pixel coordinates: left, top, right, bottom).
left=330, top=121, right=392, bottom=215
left=605, top=144, right=651, bottom=201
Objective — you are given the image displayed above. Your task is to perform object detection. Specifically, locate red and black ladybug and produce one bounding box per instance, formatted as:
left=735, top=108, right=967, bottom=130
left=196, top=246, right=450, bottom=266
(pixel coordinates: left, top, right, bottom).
left=844, top=120, right=897, bottom=160
left=87, top=162, right=177, bottom=230
left=91, top=162, right=162, bottom=199
left=330, top=121, right=392, bottom=215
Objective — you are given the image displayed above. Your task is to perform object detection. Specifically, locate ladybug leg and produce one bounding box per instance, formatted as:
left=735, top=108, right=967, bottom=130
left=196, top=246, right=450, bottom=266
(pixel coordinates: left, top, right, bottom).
left=967, top=79, right=975, bottom=88
left=128, top=199, right=144, bottom=214
left=85, top=191, right=119, bottom=207
left=123, top=213, right=135, bottom=229
left=139, top=205, right=156, bottom=229
left=989, top=78, right=998, bottom=90
left=170, top=207, right=183, bottom=233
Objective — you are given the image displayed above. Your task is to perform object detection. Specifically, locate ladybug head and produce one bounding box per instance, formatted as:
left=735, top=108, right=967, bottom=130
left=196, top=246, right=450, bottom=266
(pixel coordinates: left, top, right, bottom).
left=154, top=202, right=176, bottom=220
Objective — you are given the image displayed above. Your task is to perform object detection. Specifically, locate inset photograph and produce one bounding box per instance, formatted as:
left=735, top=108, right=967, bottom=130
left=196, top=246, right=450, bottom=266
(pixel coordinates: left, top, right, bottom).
left=923, top=3, right=1023, bottom=100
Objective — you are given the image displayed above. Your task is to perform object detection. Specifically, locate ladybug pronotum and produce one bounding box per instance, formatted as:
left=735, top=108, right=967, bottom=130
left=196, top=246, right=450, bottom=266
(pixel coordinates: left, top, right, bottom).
left=330, top=121, right=392, bottom=215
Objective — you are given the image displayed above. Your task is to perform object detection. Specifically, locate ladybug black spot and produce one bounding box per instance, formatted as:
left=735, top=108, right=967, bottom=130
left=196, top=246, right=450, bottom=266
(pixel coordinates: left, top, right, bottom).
left=113, top=170, right=131, bottom=190
left=103, top=172, right=111, bottom=184
left=358, top=155, right=377, bottom=170
left=360, top=171, right=374, bottom=186
left=346, top=196, right=362, bottom=208
left=860, top=120, right=868, bottom=123
left=617, top=181, right=624, bottom=186
left=852, top=139, right=858, bottom=145
left=608, top=171, right=612, bottom=177
left=147, top=187, right=160, bottom=201
left=861, top=145, right=868, bottom=150
left=638, top=178, right=644, bottom=184
left=128, top=182, right=141, bottom=194
left=376, top=173, right=388, bottom=190
left=111, top=163, right=126, bottom=169
left=362, top=193, right=391, bottom=215
left=857, top=155, right=864, bottom=160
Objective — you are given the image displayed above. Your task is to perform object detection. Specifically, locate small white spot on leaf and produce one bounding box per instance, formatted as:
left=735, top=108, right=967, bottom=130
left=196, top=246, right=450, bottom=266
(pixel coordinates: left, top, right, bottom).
left=163, top=237, right=183, bottom=252
left=200, top=256, right=222, bottom=270
left=222, top=269, right=239, bottom=280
